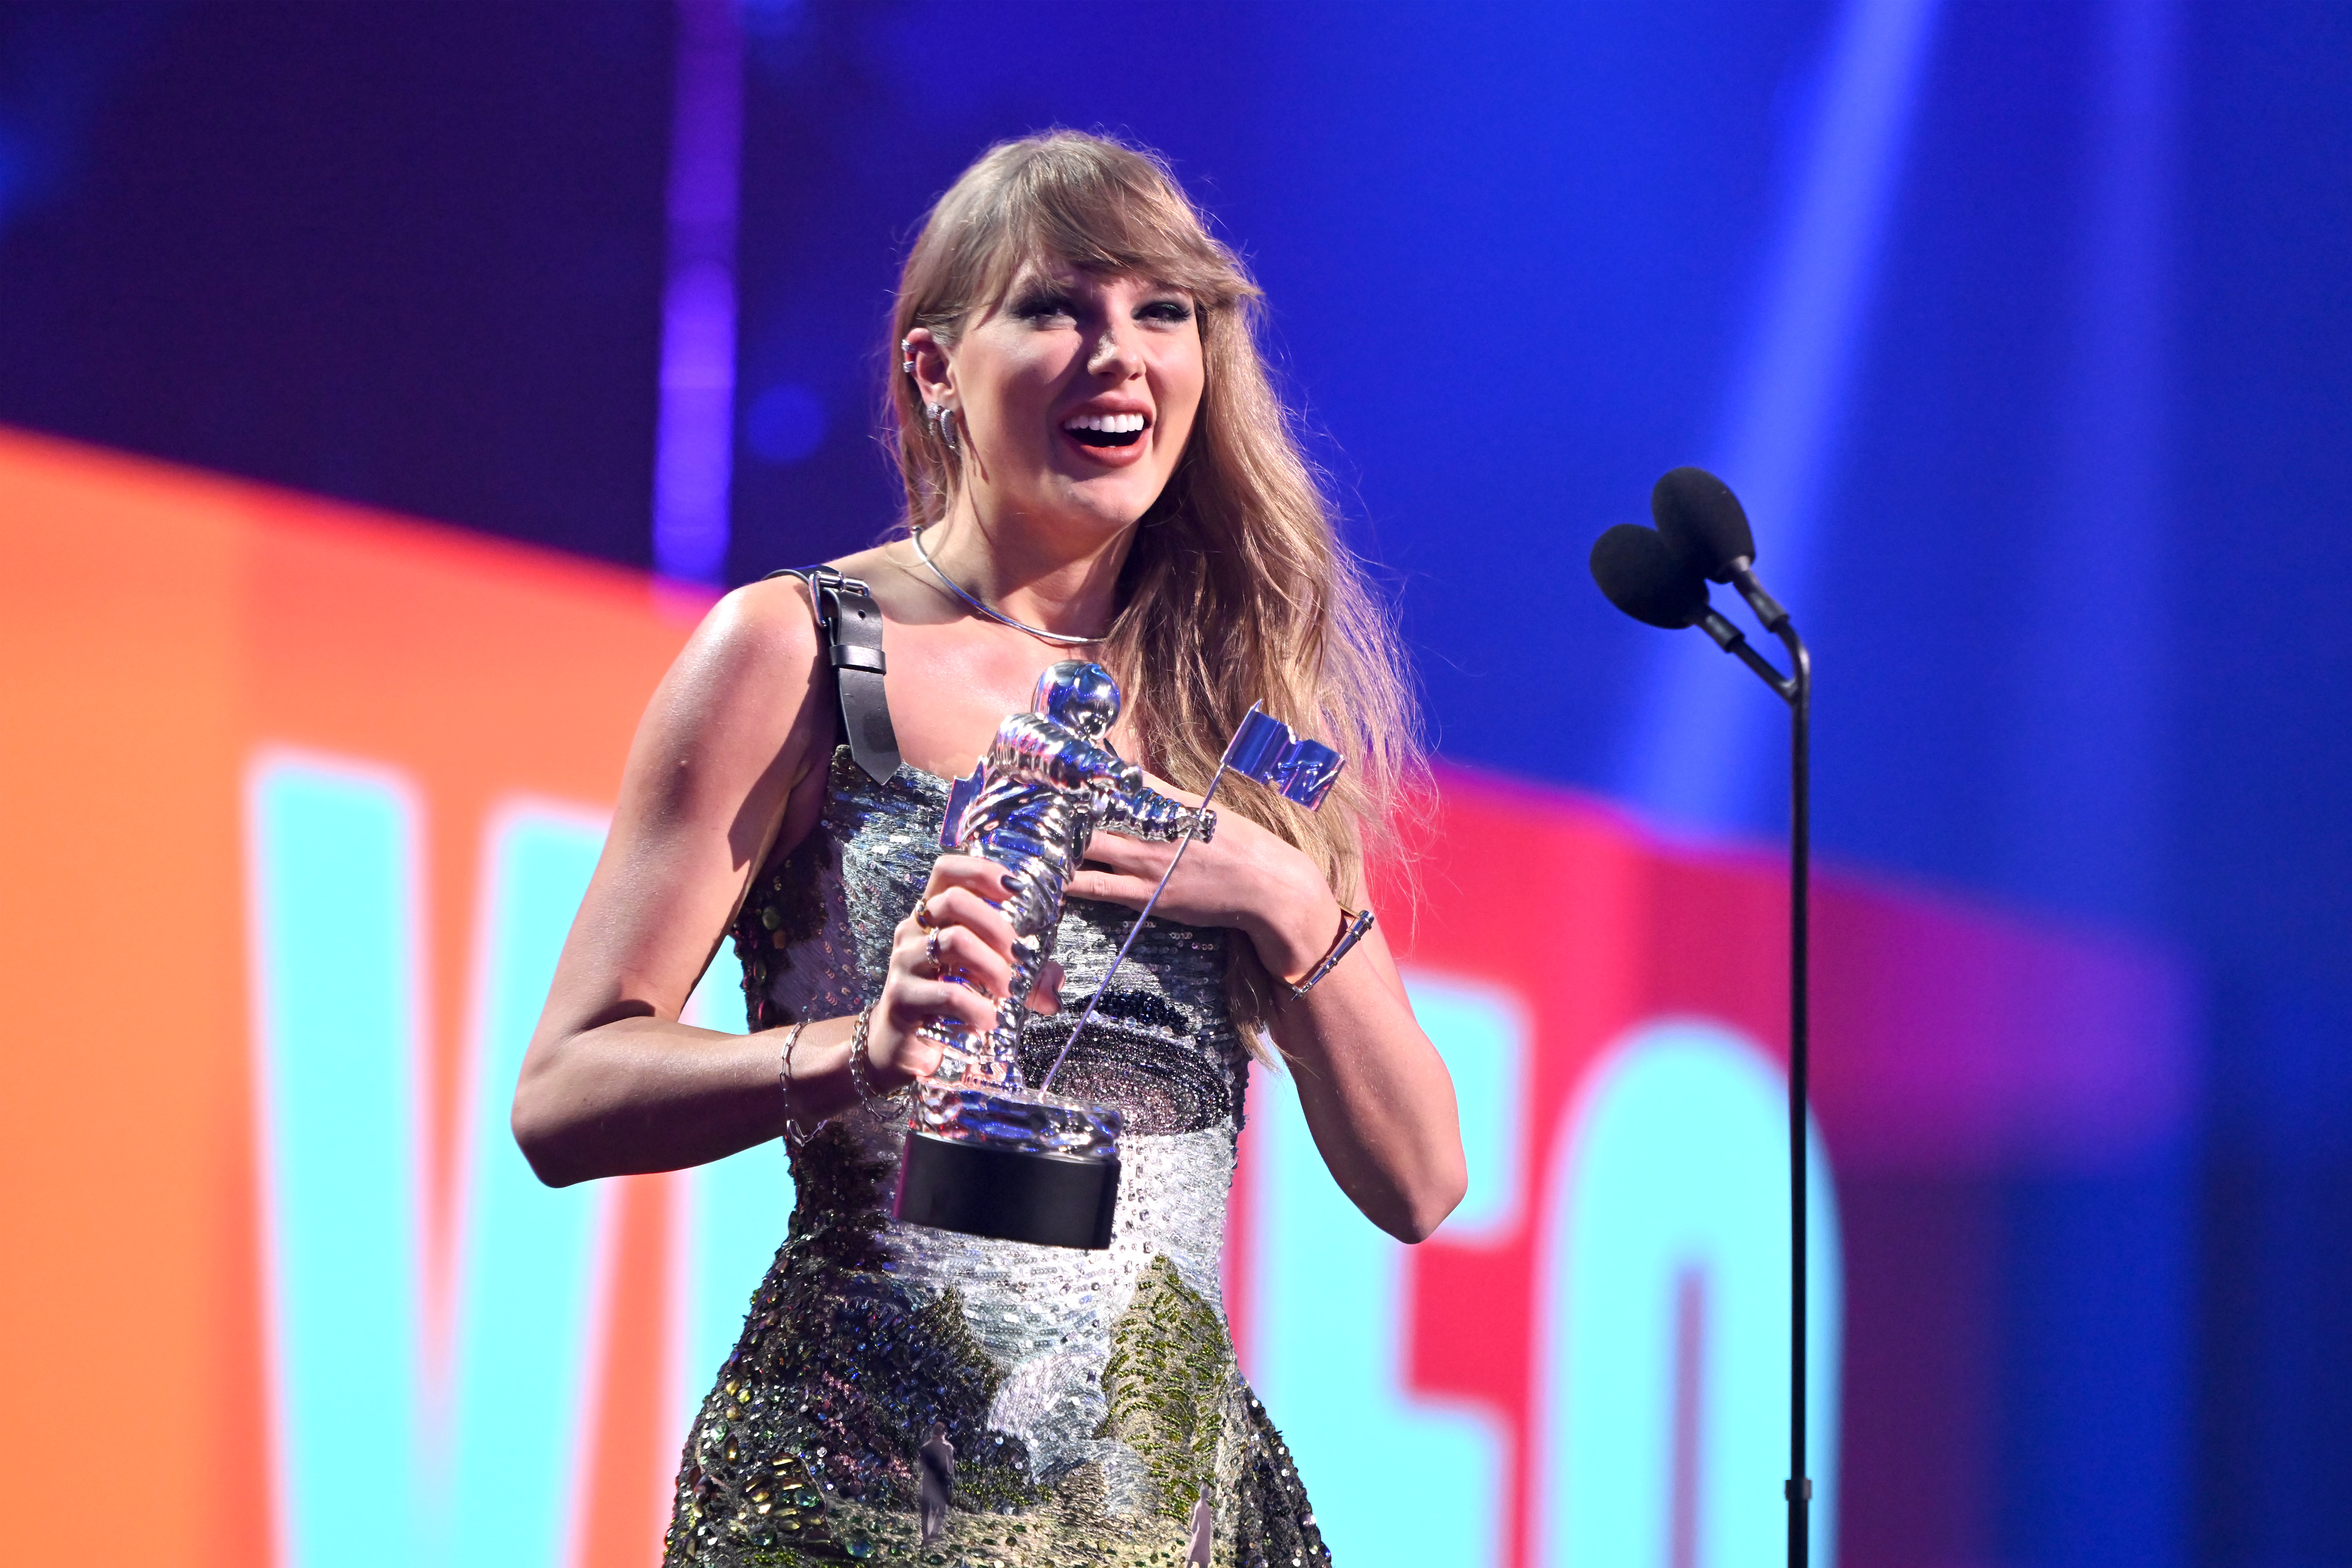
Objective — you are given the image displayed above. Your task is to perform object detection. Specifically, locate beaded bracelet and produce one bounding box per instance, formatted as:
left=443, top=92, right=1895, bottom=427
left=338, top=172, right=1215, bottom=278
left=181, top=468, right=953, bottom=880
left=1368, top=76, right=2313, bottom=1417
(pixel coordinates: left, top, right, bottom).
left=1285, top=906, right=1377, bottom=1001
left=777, top=1018, right=817, bottom=1148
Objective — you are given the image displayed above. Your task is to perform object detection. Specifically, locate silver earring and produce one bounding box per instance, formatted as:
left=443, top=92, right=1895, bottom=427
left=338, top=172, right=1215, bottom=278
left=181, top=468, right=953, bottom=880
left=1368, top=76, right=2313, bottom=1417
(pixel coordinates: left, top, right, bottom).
left=900, top=336, right=916, bottom=376
left=931, top=403, right=960, bottom=453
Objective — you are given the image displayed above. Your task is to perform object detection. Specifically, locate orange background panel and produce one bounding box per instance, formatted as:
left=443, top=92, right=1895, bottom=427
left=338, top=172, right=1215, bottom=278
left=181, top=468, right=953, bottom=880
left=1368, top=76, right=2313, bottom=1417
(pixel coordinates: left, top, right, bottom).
left=0, top=427, right=701, bottom=1567
left=2, top=431, right=251, bottom=1565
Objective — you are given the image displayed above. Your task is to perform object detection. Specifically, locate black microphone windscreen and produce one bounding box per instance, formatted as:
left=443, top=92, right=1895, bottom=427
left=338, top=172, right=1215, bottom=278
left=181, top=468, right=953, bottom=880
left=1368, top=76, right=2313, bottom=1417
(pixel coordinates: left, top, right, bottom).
left=1651, top=466, right=1754, bottom=583
left=1590, top=523, right=1711, bottom=630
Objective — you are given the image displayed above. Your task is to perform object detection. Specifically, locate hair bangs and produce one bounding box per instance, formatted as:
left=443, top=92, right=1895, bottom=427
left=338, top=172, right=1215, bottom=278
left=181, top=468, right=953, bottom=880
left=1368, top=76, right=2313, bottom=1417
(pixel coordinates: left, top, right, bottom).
left=959, top=137, right=1252, bottom=320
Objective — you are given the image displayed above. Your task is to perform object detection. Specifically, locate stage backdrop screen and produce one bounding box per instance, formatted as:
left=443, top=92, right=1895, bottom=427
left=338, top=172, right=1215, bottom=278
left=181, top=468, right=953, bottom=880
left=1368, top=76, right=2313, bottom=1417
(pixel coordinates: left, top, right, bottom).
left=0, top=428, right=2187, bottom=1568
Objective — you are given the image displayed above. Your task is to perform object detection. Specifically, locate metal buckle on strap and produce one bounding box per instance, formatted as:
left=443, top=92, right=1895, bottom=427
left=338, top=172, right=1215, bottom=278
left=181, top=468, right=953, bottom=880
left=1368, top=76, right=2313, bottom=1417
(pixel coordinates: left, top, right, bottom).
left=763, top=565, right=873, bottom=635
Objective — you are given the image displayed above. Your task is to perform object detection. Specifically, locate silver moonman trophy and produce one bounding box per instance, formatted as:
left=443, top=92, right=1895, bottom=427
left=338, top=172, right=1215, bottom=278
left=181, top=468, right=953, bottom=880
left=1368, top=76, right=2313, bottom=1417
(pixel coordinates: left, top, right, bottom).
left=891, top=660, right=1346, bottom=1249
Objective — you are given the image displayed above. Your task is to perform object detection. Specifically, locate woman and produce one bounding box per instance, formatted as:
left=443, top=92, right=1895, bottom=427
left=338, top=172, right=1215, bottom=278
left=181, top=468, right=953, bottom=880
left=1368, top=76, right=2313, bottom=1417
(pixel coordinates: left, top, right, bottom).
left=513, top=131, right=1466, bottom=1568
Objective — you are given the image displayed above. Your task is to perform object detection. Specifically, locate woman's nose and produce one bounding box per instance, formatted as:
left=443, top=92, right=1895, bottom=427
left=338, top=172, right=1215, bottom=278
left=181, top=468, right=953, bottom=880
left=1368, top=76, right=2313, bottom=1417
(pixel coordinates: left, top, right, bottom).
left=1088, top=322, right=1142, bottom=377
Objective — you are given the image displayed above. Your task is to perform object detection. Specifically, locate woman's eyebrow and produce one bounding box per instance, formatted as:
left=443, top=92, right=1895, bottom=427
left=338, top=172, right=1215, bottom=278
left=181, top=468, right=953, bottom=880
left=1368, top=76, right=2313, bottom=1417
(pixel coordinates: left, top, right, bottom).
left=999, top=275, right=1072, bottom=309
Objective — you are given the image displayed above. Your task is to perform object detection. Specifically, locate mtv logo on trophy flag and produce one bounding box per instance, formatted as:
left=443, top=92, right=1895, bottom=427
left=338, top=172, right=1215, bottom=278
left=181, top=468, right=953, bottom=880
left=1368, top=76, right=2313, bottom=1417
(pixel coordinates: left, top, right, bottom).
left=1224, top=707, right=1344, bottom=808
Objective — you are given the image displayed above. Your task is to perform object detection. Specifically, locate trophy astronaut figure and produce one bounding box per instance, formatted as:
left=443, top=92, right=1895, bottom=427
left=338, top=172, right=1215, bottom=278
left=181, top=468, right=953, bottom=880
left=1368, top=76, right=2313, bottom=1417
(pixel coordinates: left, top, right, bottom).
left=921, top=659, right=1213, bottom=1098
left=890, top=660, right=1211, bottom=1248
left=894, top=659, right=1343, bottom=1249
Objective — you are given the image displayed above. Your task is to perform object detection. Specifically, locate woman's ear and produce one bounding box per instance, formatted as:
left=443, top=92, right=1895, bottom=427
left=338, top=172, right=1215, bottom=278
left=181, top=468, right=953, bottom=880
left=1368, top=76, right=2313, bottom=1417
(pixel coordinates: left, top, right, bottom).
left=904, top=327, right=954, bottom=406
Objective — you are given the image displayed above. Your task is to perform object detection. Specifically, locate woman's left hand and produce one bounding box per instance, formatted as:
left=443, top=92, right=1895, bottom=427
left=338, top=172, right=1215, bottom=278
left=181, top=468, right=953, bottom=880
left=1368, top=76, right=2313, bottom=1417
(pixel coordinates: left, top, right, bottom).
left=1074, top=776, right=1467, bottom=1244
left=1064, top=777, right=1337, bottom=986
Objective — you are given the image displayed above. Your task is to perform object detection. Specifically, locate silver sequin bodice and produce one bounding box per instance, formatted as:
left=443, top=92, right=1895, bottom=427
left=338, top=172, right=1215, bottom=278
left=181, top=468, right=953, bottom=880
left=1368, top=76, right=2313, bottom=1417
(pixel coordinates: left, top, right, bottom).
left=669, top=748, right=1330, bottom=1568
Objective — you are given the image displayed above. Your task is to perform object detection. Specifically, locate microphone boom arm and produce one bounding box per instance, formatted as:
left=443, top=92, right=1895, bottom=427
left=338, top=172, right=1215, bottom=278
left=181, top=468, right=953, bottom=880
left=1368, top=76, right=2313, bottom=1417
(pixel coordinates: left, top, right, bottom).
left=1699, top=606, right=1800, bottom=703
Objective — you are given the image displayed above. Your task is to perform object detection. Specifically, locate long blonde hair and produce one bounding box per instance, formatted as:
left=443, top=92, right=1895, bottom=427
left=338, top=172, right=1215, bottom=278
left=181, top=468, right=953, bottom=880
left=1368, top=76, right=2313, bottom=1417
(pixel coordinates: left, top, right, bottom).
left=887, top=131, right=1424, bottom=1029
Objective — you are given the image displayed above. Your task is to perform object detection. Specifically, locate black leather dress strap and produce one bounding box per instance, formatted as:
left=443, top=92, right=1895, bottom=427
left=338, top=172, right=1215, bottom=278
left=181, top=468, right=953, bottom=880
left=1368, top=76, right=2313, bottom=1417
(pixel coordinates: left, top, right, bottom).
left=765, top=566, right=902, bottom=783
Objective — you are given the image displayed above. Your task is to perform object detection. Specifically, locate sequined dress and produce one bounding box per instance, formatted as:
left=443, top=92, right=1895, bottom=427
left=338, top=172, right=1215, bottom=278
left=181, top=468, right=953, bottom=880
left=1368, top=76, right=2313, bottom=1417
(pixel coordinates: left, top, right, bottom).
left=665, top=748, right=1333, bottom=1568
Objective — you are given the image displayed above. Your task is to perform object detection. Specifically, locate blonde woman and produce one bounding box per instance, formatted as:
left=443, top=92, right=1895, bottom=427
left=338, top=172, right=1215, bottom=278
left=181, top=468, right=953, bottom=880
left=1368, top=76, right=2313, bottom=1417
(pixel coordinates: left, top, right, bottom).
left=514, top=131, right=1466, bottom=1567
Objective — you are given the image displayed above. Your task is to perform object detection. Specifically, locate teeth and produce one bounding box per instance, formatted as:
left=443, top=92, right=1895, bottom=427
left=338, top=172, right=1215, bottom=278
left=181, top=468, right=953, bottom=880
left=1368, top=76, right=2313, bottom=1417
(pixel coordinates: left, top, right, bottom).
left=1064, top=412, right=1147, bottom=434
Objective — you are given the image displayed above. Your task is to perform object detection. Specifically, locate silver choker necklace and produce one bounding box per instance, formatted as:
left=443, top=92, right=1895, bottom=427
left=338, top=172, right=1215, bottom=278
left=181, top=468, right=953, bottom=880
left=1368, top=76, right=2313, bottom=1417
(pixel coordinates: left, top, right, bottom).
left=909, top=526, right=1106, bottom=648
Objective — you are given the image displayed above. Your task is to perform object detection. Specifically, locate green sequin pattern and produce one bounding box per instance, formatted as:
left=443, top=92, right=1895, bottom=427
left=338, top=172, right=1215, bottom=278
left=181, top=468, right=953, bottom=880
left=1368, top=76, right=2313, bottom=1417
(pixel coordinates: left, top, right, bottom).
left=667, top=752, right=1331, bottom=1568
left=1102, top=1255, right=1230, bottom=1525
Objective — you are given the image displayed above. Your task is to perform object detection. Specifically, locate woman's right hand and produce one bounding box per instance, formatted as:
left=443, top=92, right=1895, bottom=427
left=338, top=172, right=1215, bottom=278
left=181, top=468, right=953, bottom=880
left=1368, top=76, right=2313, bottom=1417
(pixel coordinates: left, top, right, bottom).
left=866, top=854, right=1020, bottom=1087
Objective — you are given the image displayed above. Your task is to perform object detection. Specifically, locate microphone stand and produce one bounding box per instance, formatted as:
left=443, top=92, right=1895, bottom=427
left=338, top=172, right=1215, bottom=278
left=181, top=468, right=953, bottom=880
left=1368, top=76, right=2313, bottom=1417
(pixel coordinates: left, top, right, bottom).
left=1697, top=590, right=1812, bottom=1568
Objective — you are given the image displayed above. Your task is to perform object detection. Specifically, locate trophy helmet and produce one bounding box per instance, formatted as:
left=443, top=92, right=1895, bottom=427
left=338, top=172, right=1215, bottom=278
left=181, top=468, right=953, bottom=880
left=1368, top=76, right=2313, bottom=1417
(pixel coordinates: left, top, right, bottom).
left=1034, top=660, right=1121, bottom=739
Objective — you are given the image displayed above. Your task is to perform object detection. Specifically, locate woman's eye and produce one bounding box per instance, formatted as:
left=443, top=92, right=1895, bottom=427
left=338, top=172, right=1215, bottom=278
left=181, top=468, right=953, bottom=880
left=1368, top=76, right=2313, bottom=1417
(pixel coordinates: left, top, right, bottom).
left=1139, top=300, right=1194, bottom=325
left=1015, top=294, right=1077, bottom=322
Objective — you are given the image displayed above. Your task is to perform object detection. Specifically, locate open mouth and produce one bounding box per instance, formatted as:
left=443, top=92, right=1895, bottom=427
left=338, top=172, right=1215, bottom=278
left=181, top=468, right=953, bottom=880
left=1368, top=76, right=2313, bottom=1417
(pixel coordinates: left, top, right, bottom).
left=1063, top=412, right=1148, bottom=449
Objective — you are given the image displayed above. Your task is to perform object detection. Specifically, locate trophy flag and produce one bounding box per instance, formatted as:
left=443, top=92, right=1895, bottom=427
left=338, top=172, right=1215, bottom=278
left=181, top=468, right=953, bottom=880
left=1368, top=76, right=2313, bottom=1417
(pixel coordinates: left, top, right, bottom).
left=1038, top=704, right=1343, bottom=1093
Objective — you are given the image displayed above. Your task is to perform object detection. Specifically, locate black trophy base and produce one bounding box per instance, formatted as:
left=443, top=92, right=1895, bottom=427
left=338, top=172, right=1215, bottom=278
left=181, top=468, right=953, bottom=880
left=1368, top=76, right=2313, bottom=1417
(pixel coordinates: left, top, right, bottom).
left=892, top=1129, right=1120, bottom=1250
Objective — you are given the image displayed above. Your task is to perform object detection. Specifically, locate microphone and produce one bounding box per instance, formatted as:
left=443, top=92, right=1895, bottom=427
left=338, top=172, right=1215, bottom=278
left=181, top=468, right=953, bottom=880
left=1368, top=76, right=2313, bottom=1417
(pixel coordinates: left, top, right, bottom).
left=1594, top=470, right=1815, bottom=1568
left=1651, top=465, right=1789, bottom=633
left=1589, top=522, right=1708, bottom=629
left=1587, top=514, right=1787, bottom=692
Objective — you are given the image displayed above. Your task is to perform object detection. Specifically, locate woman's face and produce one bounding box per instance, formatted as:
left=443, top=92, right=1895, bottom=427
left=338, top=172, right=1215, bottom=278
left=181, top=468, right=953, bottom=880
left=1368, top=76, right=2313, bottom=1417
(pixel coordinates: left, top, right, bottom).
left=931, top=261, right=1205, bottom=543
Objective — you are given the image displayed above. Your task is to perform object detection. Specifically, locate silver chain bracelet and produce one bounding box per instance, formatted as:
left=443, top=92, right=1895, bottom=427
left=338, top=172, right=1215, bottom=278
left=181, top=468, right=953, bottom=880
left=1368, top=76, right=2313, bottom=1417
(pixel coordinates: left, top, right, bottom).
left=845, top=999, right=903, bottom=1111
left=777, top=1018, right=817, bottom=1148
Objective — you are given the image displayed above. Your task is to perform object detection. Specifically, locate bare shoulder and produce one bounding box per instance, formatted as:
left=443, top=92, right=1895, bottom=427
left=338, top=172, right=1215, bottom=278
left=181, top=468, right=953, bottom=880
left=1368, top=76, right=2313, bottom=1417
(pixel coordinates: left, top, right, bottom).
left=631, top=575, right=828, bottom=800
left=674, top=573, right=822, bottom=698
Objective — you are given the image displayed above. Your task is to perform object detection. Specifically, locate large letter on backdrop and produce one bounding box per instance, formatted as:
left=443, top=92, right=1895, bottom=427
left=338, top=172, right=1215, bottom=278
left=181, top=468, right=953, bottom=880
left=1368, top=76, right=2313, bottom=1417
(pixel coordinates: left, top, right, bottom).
left=248, top=756, right=428, bottom=1568
left=1541, top=1022, right=1841, bottom=1568
left=1248, top=972, right=1525, bottom=1566
left=443, top=803, right=612, bottom=1566
left=252, top=762, right=630, bottom=1565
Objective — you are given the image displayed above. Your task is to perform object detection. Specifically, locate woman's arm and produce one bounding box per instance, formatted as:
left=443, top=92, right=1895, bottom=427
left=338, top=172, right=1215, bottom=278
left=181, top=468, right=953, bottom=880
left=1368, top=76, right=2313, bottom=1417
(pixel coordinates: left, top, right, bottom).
left=1066, top=805, right=1467, bottom=1244
left=1254, top=905, right=1467, bottom=1244
left=512, top=578, right=1025, bottom=1188
left=509, top=578, right=833, bottom=1185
